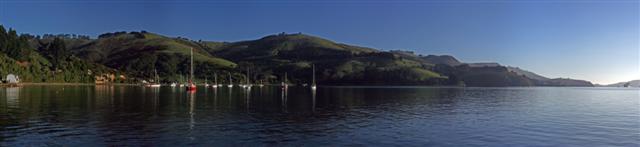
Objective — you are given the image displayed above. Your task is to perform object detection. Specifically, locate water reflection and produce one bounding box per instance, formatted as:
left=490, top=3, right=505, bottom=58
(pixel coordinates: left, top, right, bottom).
left=5, top=87, right=19, bottom=109
left=312, top=88, right=316, bottom=112
left=188, top=91, right=195, bottom=135
left=2, top=86, right=638, bottom=146
left=213, top=87, right=218, bottom=110
left=281, top=87, right=288, bottom=113
left=245, top=87, right=251, bottom=111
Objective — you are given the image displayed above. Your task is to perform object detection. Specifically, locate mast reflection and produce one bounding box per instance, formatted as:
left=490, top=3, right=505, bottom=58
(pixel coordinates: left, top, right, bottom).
left=245, top=86, right=251, bottom=111
left=311, top=88, right=316, bottom=112
left=281, top=87, right=288, bottom=112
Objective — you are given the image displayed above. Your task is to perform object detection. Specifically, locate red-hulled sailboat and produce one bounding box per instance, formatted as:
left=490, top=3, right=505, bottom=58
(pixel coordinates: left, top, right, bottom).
left=186, top=47, right=197, bottom=92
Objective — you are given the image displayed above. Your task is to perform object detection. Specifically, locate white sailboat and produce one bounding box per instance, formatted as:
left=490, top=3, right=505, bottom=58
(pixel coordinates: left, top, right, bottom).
left=179, top=74, right=185, bottom=87
left=204, top=78, right=210, bottom=87
left=227, top=72, right=234, bottom=88
left=281, top=72, right=288, bottom=89
left=244, top=68, right=251, bottom=88
left=311, top=64, right=317, bottom=90
left=146, top=68, right=161, bottom=87
left=212, top=73, right=218, bottom=88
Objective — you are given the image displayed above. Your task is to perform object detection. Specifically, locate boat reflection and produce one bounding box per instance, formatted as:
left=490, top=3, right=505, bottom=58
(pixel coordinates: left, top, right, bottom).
left=281, top=86, right=288, bottom=112
left=311, top=88, right=316, bottom=112
left=188, top=90, right=196, bottom=139
left=6, top=87, right=20, bottom=109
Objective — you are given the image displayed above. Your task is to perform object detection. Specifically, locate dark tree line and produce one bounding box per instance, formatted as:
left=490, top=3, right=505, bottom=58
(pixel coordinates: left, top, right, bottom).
left=42, top=34, right=91, bottom=40
left=0, top=25, right=33, bottom=61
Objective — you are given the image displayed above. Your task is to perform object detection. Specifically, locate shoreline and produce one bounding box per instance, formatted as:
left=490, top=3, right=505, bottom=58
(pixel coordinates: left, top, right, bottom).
left=1, top=83, right=140, bottom=86
left=0, top=83, right=628, bottom=88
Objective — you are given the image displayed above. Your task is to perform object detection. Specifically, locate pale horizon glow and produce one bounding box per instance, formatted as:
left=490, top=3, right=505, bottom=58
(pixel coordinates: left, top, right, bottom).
left=1, top=0, right=638, bottom=84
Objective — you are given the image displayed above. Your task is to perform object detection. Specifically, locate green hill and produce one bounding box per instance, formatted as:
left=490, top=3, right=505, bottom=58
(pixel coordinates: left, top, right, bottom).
left=211, top=33, right=378, bottom=61
left=207, top=33, right=444, bottom=85
left=66, top=31, right=237, bottom=81
left=0, top=26, right=595, bottom=86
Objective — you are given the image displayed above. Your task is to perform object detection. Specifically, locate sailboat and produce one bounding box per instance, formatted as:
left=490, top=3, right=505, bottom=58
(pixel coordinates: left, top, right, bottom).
left=244, top=68, right=251, bottom=88
left=212, top=73, right=218, bottom=88
left=169, top=74, right=177, bottom=87
left=179, top=74, right=185, bottom=87
left=186, top=48, right=197, bottom=91
left=241, top=75, right=246, bottom=88
left=227, top=72, right=234, bottom=88
left=311, top=64, right=317, bottom=90
left=146, top=68, right=161, bottom=87
left=204, top=78, right=210, bottom=87
left=281, top=72, right=288, bottom=89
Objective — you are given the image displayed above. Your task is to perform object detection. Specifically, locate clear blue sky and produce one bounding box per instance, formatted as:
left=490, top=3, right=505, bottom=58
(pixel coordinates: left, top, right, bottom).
left=1, top=0, right=638, bottom=84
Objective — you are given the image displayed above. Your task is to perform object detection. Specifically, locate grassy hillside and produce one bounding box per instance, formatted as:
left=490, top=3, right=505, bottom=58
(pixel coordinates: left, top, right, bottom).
left=75, top=32, right=235, bottom=67
left=212, top=33, right=378, bottom=61
left=63, top=32, right=238, bottom=81
left=203, top=33, right=445, bottom=85
left=0, top=26, right=594, bottom=86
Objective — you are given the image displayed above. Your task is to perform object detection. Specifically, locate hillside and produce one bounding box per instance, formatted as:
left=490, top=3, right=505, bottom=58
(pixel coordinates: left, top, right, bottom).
left=211, top=33, right=378, bottom=61
left=0, top=26, right=596, bottom=86
left=507, top=67, right=550, bottom=81
left=0, top=26, right=114, bottom=83
left=421, top=55, right=461, bottom=66
left=604, top=80, right=640, bottom=87
left=45, top=31, right=445, bottom=85
left=207, top=33, right=445, bottom=85
left=63, top=32, right=237, bottom=81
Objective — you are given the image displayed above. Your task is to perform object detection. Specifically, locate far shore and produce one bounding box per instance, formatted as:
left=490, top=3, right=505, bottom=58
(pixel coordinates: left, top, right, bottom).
left=0, top=83, right=632, bottom=88
left=1, top=83, right=139, bottom=86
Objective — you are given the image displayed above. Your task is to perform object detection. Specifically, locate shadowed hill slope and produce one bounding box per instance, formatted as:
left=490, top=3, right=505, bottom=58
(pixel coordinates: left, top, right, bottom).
left=0, top=26, right=595, bottom=86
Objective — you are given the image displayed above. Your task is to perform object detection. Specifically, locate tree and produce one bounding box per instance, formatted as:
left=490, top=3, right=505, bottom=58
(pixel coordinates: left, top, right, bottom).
left=0, top=26, right=33, bottom=61
left=44, top=38, right=70, bottom=69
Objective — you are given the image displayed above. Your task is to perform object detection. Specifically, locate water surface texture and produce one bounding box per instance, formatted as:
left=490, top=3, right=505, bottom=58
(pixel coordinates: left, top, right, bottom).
left=1, top=86, right=638, bottom=146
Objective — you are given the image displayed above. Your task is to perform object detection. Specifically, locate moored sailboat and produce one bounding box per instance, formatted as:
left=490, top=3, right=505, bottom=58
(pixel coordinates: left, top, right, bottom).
left=311, top=64, right=317, bottom=90
left=212, top=73, right=218, bottom=88
left=204, top=78, right=210, bottom=87
left=244, top=68, right=252, bottom=89
left=186, top=47, right=197, bottom=91
left=179, top=74, right=185, bottom=87
left=145, top=68, right=161, bottom=87
left=227, top=72, right=234, bottom=88
left=281, top=72, right=288, bottom=89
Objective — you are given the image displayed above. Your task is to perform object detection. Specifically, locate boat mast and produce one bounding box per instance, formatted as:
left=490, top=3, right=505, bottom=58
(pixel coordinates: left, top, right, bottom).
left=214, top=73, right=218, bottom=85
left=190, top=47, right=194, bottom=84
left=312, top=64, right=315, bottom=85
left=246, top=67, right=250, bottom=86
left=154, top=68, right=159, bottom=83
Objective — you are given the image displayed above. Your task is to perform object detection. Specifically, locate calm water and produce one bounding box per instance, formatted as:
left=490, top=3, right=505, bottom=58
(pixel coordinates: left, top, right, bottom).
left=0, top=85, right=638, bottom=146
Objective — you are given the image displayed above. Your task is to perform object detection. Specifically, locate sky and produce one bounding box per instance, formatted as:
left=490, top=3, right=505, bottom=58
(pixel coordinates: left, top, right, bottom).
left=0, top=0, right=638, bottom=84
